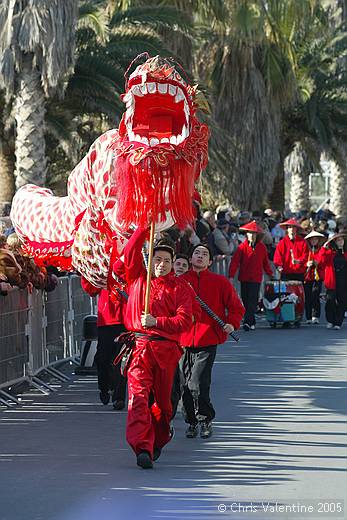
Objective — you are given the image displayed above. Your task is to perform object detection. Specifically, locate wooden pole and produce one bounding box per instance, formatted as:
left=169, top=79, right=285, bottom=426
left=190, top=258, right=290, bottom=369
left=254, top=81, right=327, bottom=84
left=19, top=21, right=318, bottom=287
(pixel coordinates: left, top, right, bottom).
left=144, top=220, right=155, bottom=314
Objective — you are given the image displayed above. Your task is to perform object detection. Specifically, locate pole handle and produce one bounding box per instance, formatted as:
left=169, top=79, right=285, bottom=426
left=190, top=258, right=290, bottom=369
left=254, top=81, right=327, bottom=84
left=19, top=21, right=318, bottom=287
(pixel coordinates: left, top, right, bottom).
left=144, top=221, right=155, bottom=315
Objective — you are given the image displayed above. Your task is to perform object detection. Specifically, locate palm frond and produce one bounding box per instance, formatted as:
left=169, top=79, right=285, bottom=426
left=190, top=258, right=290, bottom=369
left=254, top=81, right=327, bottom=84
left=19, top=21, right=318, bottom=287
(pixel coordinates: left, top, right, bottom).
left=110, top=6, right=192, bottom=36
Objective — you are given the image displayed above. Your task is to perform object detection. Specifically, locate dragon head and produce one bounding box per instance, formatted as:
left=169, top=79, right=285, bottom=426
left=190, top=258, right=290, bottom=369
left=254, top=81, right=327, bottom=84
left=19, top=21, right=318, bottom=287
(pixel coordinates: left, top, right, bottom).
left=120, top=55, right=194, bottom=148
left=113, top=55, right=209, bottom=229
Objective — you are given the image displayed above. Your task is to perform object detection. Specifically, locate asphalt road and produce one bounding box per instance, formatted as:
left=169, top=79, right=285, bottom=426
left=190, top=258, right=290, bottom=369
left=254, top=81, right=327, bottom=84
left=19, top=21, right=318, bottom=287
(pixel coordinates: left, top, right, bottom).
left=1, top=322, right=346, bottom=520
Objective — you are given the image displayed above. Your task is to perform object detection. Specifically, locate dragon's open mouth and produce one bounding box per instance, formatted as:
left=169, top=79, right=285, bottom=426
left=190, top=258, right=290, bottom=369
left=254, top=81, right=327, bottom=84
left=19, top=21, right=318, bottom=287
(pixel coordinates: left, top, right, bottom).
left=124, top=81, right=190, bottom=147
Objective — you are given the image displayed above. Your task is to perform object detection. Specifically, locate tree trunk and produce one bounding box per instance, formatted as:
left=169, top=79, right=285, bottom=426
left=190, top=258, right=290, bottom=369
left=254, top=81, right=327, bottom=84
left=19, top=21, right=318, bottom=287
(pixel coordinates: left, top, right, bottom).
left=287, top=142, right=310, bottom=212
left=0, top=143, right=15, bottom=209
left=267, top=153, right=285, bottom=211
left=14, top=56, right=47, bottom=189
left=330, top=147, right=347, bottom=219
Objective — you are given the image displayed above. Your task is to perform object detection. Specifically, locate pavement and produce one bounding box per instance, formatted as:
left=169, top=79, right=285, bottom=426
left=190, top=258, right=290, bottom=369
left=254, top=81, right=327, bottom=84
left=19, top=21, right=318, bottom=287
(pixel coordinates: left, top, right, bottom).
left=0, top=321, right=346, bottom=520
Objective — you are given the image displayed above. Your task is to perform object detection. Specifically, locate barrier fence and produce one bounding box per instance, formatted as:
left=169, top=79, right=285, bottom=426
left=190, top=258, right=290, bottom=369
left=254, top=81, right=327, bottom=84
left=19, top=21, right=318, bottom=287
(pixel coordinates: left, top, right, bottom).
left=0, top=275, right=96, bottom=404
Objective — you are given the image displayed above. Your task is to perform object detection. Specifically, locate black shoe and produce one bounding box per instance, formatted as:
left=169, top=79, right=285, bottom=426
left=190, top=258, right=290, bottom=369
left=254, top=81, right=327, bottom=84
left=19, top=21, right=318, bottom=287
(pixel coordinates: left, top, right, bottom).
left=136, top=451, right=153, bottom=469
left=153, top=447, right=161, bottom=461
left=185, top=424, right=198, bottom=438
left=99, top=391, right=110, bottom=405
left=112, top=399, right=125, bottom=410
left=199, top=421, right=213, bottom=438
left=169, top=424, right=175, bottom=441
left=243, top=323, right=251, bottom=331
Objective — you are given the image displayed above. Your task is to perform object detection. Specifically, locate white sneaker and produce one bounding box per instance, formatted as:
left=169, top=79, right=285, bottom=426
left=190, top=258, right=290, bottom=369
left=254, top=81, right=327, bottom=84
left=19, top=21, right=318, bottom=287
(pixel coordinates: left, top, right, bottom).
left=250, top=325, right=255, bottom=330
left=312, top=317, right=320, bottom=324
left=326, top=323, right=333, bottom=329
left=306, top=320, right=312, bottom=325
left=334, top=325, right=341, bottom=330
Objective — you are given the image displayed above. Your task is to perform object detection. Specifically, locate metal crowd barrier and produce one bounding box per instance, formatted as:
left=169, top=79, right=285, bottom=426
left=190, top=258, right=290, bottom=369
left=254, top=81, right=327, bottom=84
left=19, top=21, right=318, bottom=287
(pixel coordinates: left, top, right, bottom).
left=0, top=275, right=96, bottom=406
left=211, top=255, right=231, bottom=277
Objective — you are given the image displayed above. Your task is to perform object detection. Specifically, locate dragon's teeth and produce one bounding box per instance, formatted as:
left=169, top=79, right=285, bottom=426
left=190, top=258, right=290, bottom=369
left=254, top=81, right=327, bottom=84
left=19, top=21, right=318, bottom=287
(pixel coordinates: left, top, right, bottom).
left=175, top=88, right=185, bottom=103
left=150, top=137, right=159, bottom=146
left=182, top=124, right=188, bottom=138
left=169, top=135, right=177, bottom=144
left=158, top=83, right=168, bottom=94
left=132, top=85, right=143, bottom=97
left=147, top=82, right=156, bottom=94
left=160, top=138, right=169, bottom=143
left=168, top=84, right=177, bottom=96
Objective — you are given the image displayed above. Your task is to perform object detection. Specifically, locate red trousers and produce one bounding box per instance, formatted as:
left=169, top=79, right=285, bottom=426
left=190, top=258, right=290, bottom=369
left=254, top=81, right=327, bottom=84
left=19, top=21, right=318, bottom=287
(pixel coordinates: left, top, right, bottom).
left=126, top=338, right=182, bottom=459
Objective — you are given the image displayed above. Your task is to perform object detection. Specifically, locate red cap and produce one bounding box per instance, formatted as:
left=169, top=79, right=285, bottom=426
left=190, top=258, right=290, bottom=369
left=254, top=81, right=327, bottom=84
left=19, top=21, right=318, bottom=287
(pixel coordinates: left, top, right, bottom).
left=239, top=220, right=263, bottom=234
left=279, top=218, right=302, bottom=229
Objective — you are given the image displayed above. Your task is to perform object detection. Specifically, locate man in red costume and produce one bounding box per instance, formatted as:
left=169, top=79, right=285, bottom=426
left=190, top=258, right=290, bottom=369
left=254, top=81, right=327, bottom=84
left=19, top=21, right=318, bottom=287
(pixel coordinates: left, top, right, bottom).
left=179, top=244, right=244, bottom=439
left=273, top=219, right=309, bottom=282
left=119, top=227, right=194, bottom=469
left=229, top=220, right=273, bottom=331
left=81, top=280, right=127, bottom=409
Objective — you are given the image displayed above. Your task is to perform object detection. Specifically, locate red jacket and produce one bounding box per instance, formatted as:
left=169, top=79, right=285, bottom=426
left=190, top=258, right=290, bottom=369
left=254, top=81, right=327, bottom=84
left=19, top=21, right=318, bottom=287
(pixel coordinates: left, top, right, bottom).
left=318, top=247, right=347, bottom=290
left=180, top=269, right=245, bottom=348
left=229, top=240, right=273, bottom=282
left=304, top=247, right=324, bottom=282
left=81, top=278, right=126, bottom=326
left=273, top=235, right=309, bottom=275
left=120, top=228, right=194, bottom=342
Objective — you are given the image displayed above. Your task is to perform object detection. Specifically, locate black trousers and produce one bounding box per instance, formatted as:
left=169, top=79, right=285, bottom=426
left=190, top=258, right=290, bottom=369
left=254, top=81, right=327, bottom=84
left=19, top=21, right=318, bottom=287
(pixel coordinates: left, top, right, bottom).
left=94, top=324, right=127, bottom=401
left=171, top=366, right=181, bottom=420
left=241, top=281, right=260, bottom=326
left=180, top=345, right=217, bottom=425
left=304, top=280, right=322, bottom=320
left=325, top=289, right=345, bottom=327
left=282, top=273, right=305, bottom=283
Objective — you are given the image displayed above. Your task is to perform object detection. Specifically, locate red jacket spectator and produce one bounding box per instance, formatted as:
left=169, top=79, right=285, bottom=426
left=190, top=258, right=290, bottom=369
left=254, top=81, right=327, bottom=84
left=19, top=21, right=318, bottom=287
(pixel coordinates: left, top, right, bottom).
left=318, top=247, right=347, bottom=290
left=180, top=269, right=244, bottom=347
left=229, top=240, right=273, bottom=282
left=273, top=235, right=309, bottom=275
left=81, top=278, right=126, bottom=326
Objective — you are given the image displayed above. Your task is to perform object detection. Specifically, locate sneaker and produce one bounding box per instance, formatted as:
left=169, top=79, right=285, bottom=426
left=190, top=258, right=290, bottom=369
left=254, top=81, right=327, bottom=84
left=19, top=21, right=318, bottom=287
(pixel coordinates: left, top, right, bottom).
left=153, top=447, right=161, bottom=461
left=185, top=424, right=198, bottom=438
left=112, top=399, right=125, bottom=411
left=250, top=325, right=255, bottom=330
left=199, top=421, right=213, bottom=439
left=99, top=391, right=110, bottom=405
left=243, top=323, right=251, bottom=331
left=326, top=323, right=333, bottom=329
left=306, top=320, right=312, bottom=325
left=312, top=317, right=320, bottom=324
left=136, top=451, right=153, bottom=469
left=334, top=325, right=341, bottom=330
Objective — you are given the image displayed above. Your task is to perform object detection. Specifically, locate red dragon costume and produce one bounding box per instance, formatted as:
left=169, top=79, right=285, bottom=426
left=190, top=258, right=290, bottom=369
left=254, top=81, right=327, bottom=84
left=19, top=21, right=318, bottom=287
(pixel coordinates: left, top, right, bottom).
left=10, top=55, right=209, bottom=291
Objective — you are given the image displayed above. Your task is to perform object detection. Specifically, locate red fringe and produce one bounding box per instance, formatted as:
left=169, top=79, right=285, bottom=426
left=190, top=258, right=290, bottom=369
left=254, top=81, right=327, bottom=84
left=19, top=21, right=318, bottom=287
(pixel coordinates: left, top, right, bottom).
left=113, top=154, right=196, bottom=229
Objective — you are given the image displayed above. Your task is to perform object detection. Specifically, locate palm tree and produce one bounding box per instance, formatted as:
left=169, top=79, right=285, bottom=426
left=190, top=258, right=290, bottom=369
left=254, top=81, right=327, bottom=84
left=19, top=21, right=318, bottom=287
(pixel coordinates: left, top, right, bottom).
left=329, top=144, right=347, bottom=219
left=0, top=91, right=15, bottom=211
left=281, top=2, right=347, bottom=215
left=287, top=142, right=312, bottom=213
left=198, top=0, right=308, bottom=211
left=0, top=1, right=78, bottom=189
left=194, top=0, right=347, bottom=213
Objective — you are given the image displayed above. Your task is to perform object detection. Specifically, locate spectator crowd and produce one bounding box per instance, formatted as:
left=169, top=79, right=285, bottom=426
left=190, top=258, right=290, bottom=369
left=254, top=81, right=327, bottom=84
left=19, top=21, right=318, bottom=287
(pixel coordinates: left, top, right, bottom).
left=0, top=217, right=59, bottom=297
left=1, top=203, right=347, bottom=328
